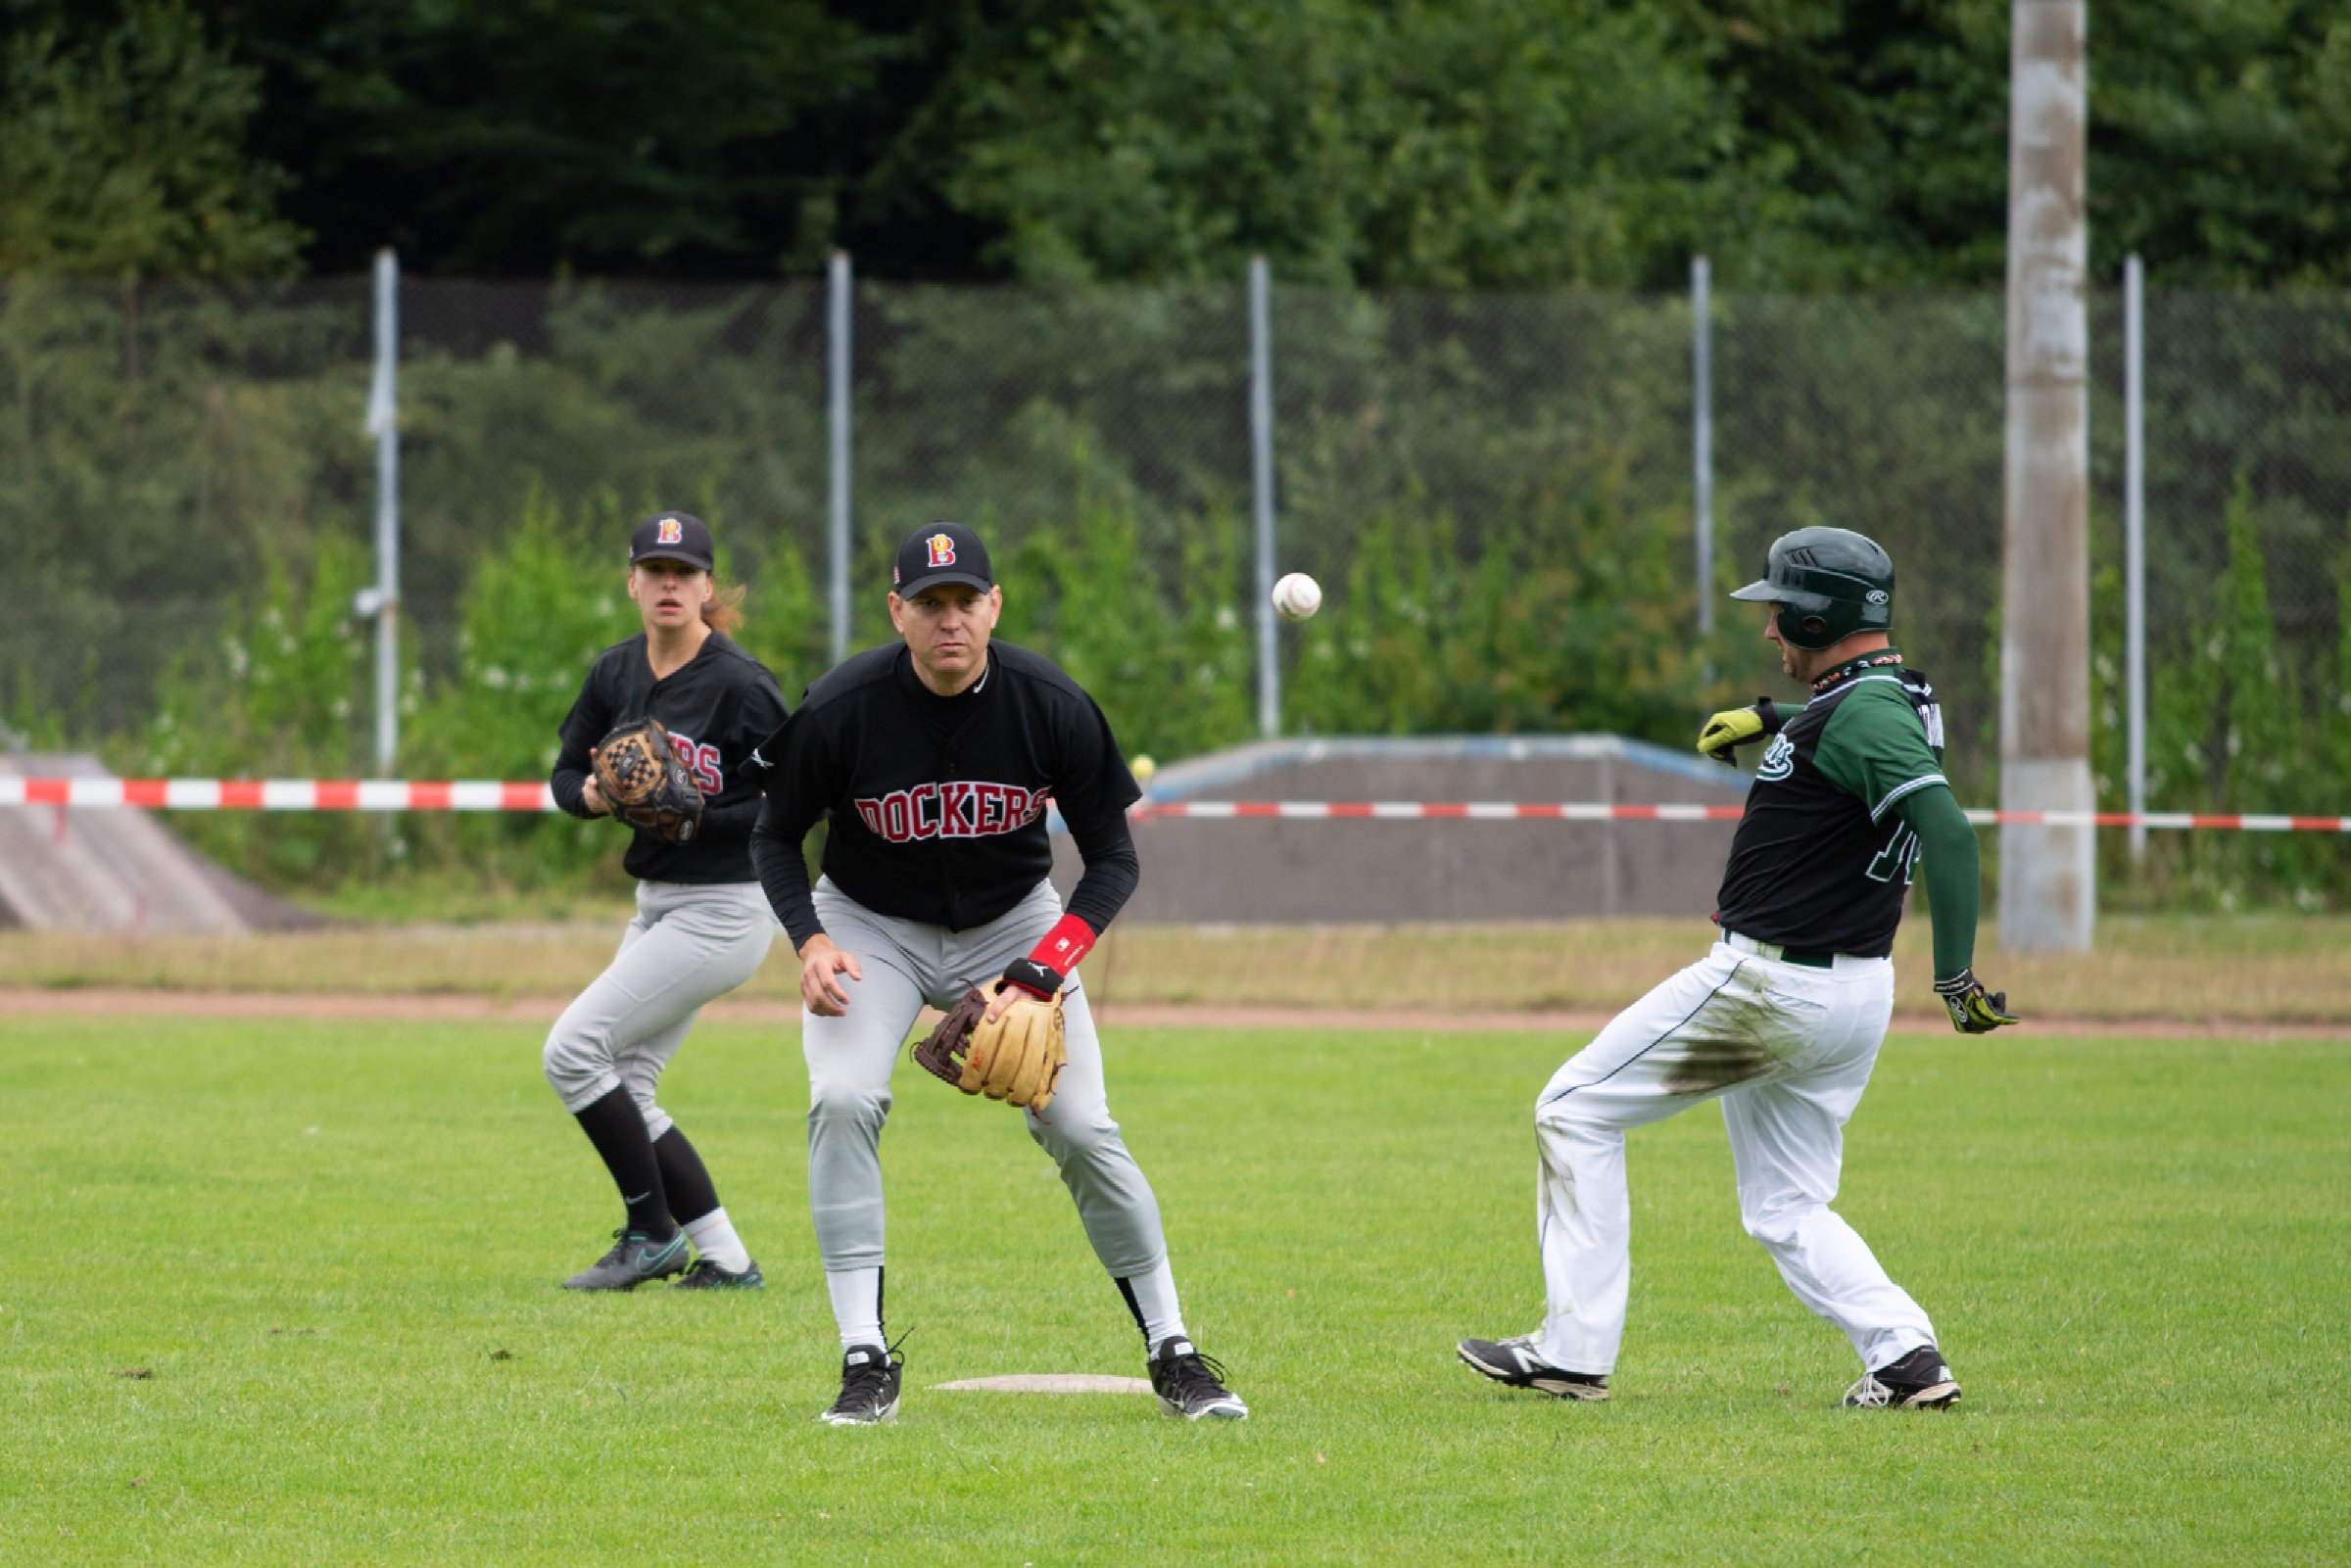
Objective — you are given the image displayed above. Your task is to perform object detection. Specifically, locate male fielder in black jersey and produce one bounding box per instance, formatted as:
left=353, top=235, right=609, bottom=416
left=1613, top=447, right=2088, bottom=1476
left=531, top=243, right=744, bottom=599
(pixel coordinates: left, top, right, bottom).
left=1460, top=527, right=2017, bottom=1410
left=750, top=521, right=1248, bottom=1426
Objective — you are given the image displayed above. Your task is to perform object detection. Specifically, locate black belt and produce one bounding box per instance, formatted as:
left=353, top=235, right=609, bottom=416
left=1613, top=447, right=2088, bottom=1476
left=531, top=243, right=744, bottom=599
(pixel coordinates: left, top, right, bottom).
left=1725, top=930, right=1837, bottom=969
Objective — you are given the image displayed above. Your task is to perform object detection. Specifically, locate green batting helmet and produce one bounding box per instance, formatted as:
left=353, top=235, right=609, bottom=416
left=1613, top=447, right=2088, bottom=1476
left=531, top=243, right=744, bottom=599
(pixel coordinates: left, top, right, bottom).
left=1728, top=527, right=1895, bottom=652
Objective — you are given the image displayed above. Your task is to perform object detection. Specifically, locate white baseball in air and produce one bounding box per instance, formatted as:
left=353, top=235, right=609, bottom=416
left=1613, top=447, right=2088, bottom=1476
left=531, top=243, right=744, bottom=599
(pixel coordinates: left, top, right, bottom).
left=1271, top=571, right=1322, bottom=622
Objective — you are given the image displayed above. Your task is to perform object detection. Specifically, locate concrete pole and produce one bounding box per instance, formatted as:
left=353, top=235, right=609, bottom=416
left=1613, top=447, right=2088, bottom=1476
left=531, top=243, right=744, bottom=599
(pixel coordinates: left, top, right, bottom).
left=828, top=252, right=853, bottom=664
left=2125, top=254, right=2147, bottom=860
left=1250, top=255, right=1279, bottom=737
left=1998, top=0, right=2096, bottom=951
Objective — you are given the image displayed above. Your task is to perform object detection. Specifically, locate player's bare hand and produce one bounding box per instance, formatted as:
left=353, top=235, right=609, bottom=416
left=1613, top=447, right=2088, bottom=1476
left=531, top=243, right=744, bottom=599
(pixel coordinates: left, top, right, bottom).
left=578, top=747, right=611, bottom=815
left=799, top=934, right=862, bottom=1016
left=1933, top=969, right=2018, bottom=1033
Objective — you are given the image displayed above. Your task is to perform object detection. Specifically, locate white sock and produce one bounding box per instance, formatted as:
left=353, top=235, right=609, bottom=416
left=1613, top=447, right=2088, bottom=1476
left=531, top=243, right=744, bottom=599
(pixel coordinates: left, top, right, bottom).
left=683, top=1208, right=751, bottom=1274
left=827, top=1266, right=884, bottom=1351
left=1122, top=1259, right=1187, bottom=1351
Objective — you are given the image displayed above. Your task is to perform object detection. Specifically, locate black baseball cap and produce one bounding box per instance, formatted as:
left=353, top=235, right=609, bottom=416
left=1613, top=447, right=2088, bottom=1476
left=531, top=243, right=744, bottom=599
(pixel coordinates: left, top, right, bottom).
left=630, top=511, right=715, bottom=572
left=891, top=522, right=993, bottom=598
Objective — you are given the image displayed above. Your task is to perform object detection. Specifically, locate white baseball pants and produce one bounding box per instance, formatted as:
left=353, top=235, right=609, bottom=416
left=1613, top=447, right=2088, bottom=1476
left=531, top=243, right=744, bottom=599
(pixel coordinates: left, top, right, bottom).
left=542, top=879, right=776, bottom=1140
left=800, top=877, right=1168, bottom=1280
left=1531, top=939, right=1938, bottom=1377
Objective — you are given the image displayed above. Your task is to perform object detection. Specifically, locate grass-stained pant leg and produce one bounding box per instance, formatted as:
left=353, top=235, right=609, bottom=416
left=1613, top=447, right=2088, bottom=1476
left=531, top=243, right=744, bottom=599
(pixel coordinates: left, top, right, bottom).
left=940, top=880, right=1170, bottom=1280
left=1531, top=943, right=1929, bottom=1375
left=543, top=879, right=776, bottom=1138
left=800, top=880, right=932, bottom=1272
left=1718, top=959, right=1938, bottom=1373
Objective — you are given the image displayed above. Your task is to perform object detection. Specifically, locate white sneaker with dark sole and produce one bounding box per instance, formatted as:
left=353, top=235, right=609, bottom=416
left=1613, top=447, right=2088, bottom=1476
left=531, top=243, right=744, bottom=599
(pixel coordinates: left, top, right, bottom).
left=1456, top=1334, right=1609, bottom=1402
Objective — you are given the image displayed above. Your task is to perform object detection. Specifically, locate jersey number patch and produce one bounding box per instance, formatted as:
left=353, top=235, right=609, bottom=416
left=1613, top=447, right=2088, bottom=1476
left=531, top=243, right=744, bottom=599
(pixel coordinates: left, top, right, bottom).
left=1866, top=819, right=1921, bottom=885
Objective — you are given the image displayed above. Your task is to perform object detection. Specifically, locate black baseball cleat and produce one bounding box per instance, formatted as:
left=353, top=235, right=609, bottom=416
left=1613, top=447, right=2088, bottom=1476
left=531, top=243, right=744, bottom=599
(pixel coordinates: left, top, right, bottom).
left=672, top=1257, right=764, bottom=1290
left=1844, top=1345, right=1961, bottom=1409
left=820, top=1343, right=904, bottom=1426
left=562, top=1228, right=690, bottom=1291
left=1457, top=1335, right=1610, bottom=1402
left=1149, top=1337, right=1249, bottom=1420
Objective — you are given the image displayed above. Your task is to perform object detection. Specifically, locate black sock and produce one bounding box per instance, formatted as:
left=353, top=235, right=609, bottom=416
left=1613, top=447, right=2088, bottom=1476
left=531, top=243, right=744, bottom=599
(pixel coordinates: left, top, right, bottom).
left=571, top=1088, right=673, bottom=1238
left=653, top=1126, right=721, bottom=1228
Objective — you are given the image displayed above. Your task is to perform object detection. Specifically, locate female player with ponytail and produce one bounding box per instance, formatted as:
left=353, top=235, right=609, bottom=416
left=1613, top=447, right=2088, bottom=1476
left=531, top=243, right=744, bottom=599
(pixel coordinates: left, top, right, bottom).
left=541, top=511, right=791, bottom=1291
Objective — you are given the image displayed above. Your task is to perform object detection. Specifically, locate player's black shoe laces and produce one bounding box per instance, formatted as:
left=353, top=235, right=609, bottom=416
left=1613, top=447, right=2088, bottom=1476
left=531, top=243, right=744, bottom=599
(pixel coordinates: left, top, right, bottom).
left=833, top=1357, right=894, bottom=1410
left=1157, top=1346, right=1236, bottom=1404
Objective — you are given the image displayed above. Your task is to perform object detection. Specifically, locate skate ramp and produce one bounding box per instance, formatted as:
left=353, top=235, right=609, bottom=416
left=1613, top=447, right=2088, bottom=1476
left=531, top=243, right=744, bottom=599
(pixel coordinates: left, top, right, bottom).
left=1052, top=735, right=1749, bottom=924
left=0, top=753, right=323, bottom=933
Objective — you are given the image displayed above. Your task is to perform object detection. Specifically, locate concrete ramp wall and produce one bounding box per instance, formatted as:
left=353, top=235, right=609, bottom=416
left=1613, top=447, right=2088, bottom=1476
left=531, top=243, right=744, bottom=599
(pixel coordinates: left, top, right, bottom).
left=0, top=755, right=320, bottom=933
left=1052, top=735, right=1749, bottom=925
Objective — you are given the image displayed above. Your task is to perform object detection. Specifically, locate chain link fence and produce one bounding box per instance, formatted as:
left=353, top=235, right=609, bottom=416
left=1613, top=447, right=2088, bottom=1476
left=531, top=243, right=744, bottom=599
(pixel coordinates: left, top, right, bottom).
left=3, top=272, right=2346, bottom=897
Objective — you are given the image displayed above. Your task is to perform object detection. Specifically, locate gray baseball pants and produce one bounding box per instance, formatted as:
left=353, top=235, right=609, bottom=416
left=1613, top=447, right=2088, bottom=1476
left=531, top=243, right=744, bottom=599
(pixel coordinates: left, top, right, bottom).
left=543, top=879, right=776, bottom=1139
left=802, top=877, right=1168, bottom=1280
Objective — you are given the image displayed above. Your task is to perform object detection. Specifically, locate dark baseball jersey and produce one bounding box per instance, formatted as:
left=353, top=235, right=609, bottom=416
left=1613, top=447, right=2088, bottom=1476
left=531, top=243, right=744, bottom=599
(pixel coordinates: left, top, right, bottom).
left=750, top=641, right=1141, bottom=948
left=1712, top=654, right=1947, bottom=958
left=552, top=630, right=791, bottom=884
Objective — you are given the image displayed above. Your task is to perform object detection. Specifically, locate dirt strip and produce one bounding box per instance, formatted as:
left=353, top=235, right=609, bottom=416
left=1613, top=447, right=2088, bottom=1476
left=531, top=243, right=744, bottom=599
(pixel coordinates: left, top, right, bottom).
left=6, top=987, right=2345, bottom=1040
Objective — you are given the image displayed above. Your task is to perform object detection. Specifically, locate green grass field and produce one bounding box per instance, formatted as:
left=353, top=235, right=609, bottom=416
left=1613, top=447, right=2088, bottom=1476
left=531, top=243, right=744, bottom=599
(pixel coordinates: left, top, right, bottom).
left=6, top=1015, right=2346, bottom=1563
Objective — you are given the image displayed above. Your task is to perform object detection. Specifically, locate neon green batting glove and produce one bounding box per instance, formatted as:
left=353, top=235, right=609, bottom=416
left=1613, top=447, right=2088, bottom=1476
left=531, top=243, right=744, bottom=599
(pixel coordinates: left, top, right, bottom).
left=1934, top=970, right=2019, bottom=1034
left=1696, top=697, right=1783, bottom=764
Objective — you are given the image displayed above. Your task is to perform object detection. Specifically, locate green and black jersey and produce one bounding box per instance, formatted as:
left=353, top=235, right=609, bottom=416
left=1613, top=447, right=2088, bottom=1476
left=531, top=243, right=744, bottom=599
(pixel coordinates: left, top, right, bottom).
left=1713, top=653, right=1947, bottom=958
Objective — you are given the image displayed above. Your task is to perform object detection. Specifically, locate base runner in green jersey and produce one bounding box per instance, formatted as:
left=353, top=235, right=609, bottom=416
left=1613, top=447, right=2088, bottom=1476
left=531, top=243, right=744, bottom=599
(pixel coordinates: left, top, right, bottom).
left=1459, top=527, right=2016, bottom=1411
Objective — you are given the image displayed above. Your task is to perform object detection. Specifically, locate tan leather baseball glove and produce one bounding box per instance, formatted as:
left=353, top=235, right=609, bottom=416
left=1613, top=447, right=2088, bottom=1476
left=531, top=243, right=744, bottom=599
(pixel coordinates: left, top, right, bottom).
left=912, top=984, right=1068, bottom=1112
left=592, top=717, right=704, bottom=843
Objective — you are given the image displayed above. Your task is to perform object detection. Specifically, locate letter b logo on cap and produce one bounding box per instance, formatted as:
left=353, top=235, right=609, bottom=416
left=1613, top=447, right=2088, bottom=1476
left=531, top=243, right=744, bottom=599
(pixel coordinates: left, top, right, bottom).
left=657, top=517, right=684, bottom=546
left=927, top=533, right=957, bottom=568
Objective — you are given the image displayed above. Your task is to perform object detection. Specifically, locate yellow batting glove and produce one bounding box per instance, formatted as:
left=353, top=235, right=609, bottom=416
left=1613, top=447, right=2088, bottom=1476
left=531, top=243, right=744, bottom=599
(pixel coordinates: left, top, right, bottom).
left=1934, top=970, right=2019, bottom=1034
left=1696, top=698, right=1782, bottom=765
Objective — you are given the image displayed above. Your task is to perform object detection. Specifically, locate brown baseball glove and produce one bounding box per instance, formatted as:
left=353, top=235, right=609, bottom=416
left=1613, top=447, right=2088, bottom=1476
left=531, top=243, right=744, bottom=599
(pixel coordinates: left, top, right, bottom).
left=912, top=984, right=1068, bottom=1112
left=592, top=717, right=704, bottom=843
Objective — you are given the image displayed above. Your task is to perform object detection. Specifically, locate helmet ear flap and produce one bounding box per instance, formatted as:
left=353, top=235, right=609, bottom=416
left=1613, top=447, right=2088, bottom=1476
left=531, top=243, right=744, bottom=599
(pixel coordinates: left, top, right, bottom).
left=1799, top=614, right=1829, bottom=641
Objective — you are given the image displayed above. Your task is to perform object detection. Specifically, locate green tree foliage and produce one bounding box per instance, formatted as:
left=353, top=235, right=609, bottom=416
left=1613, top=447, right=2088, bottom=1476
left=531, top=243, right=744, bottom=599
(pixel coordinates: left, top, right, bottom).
left=199, top=0, right=888, bottom=277
left=927, top=0, right=1736, bottom=289
left=0, top=1, right=302, bottom=279
left=2, top=0, right=2337, bottom=290
left=138, top=532, right=376, bottom=882
left=2092, top=1, right=2351, bottom=286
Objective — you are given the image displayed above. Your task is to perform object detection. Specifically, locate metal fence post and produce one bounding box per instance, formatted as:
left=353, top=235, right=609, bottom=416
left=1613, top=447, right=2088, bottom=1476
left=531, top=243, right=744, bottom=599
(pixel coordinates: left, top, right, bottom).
left=1250, top=255, right=1279, bottom=737
left=828, top=251, right=853, bottom=664
left=362, top=248, right=401, bottom=773
left=1692, top=256, right=1714, bottom=654
left=2125, top=254, right=2147, bottom=860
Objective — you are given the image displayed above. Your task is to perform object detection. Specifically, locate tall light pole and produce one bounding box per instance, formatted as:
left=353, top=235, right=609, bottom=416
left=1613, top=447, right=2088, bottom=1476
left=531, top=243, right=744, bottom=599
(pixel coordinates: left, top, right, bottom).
left=1998, top=0, right=2095, bottom=951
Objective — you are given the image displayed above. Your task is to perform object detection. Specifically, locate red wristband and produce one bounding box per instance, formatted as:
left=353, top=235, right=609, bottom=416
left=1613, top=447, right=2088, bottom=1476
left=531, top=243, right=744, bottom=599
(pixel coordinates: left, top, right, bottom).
left=1028, top=914, right=1096, bottom=976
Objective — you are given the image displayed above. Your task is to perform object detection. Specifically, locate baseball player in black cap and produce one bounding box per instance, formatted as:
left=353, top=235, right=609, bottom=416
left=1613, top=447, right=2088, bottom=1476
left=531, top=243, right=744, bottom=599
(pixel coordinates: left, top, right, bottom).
left=750, top=521, right=1249, bottom=1425
left=542, top=511, right=792, bottom=1291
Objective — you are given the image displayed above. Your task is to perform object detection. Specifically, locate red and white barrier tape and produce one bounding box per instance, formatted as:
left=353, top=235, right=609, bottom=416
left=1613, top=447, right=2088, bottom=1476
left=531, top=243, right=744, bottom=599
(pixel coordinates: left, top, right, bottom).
left=0, top=779, right=552, bottom=812
left=1130, top=801, right=2351, bottom=832
left=2, top=777, right=2349, bottom=832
